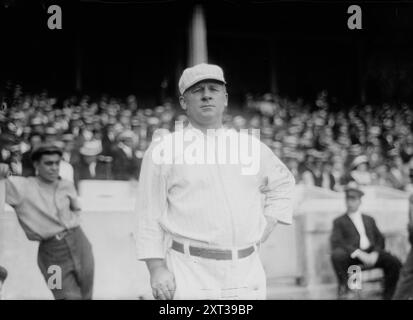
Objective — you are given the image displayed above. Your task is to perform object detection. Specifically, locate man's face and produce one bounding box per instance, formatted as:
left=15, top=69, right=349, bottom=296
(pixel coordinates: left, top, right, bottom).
left=30, top=136, right=43, bottom=149
left=356, top=163, right=368, bottom=172
left=345, top=194, right=362, bottom=213
left=121, top=137, right=133, bottom=148
left=64, top=140, right=74, bottom=152
left=34, top=154, right=61, bottom=182
left=44, top=135, right=56, bottom=144
left=179, top=80, right=228, bottom=128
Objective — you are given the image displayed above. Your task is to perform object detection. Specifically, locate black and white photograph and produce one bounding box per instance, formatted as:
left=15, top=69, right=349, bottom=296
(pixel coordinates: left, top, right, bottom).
left=1, top=0, right=413, bottom=305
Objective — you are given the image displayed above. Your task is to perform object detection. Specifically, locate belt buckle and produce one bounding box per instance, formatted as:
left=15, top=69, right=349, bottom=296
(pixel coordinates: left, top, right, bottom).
left=232, top=249, right=238, bottom=260
left=55, top=231, right=66, bottom=240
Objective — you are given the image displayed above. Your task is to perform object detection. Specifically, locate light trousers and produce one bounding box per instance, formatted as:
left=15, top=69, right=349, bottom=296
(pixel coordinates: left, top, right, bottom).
left=166, top=245, right=266, bottom=300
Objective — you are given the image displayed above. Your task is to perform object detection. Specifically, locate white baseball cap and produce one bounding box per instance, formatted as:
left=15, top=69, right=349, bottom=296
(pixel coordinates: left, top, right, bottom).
left=178, top=63, right=226, bottom=95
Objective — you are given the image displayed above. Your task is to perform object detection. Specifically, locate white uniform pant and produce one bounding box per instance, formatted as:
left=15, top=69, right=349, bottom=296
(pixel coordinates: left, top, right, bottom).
left=166, top=246, right=266, bottom=300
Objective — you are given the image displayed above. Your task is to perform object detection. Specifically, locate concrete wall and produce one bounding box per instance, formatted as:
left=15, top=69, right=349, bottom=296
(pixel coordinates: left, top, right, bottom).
left=1, top=181, right=411, bottom=298
left=0, top=210, right=298, bottom=299
left=0, top=180, right=299, bottom=299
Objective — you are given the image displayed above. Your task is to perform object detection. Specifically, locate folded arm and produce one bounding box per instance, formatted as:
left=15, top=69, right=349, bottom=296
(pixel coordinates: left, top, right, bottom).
left=260, top=144, right=296, bottom=226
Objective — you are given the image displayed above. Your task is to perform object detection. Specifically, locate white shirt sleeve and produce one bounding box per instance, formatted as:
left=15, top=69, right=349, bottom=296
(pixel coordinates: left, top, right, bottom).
left=260, top=143, right=296, bottom=225
left=134, top=140, right=168, bottom=260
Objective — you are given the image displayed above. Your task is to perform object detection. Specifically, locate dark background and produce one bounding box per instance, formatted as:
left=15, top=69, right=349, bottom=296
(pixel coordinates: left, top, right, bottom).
left=1, top=0, right=413, bottom=106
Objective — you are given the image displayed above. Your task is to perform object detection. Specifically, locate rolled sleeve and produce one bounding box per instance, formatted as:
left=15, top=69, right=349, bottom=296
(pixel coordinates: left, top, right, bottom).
left=134, top=139, right=168, bottom=260
left=260, top=144, right=295, bottom=225
left=5, top=176, right=27, bottom=207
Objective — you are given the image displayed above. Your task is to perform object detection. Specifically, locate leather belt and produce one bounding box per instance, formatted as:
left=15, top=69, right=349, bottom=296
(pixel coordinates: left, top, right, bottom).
left=46, top=227, right=78, bottom=241
left=171, top=240, right=255, bottom=260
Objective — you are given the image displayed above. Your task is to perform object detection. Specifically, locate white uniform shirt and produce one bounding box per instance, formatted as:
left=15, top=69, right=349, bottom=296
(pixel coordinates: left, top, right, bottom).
left=135, top=125, right=295, bottom=260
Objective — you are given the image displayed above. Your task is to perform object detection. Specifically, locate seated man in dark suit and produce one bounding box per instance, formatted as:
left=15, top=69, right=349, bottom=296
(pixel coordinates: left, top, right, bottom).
left=330, top=182, right=402, bottom=299
left=393, top=194, right=413, bottom=300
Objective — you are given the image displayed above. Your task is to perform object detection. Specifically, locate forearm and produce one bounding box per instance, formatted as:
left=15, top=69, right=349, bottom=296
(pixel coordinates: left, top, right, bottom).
left=145, top=258, right=168, bottom=273
left=144, top=257, right=175, bottom=300
left=260, top=215, right=278, bottom=243
left=264, top=215, right=278, bottom=232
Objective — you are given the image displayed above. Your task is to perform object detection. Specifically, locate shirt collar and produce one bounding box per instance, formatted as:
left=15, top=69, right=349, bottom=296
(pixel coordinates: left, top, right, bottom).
left=348, top=209, right=362, bottom=219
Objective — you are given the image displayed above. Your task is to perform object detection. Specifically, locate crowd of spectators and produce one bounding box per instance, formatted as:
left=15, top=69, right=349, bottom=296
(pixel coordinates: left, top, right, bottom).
left=244, top=90, right=413, bottom=192
left=1, top=85, right=413, bottom=193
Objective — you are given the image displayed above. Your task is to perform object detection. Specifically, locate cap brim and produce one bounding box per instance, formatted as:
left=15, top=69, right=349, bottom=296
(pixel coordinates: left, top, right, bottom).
left=80, top=149, right=101, bottom=156
left=181, top=76, right=226, bottom=94
left=345, top=189, right=365, bottom=197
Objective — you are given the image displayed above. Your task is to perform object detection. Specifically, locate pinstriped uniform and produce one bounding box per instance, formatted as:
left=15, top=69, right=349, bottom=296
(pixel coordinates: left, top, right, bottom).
left=135, top=124, right=295, bottom=299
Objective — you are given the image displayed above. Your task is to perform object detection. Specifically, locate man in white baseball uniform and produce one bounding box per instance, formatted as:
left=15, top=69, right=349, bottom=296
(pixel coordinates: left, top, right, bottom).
left=135, top=63, right=295, bottom=300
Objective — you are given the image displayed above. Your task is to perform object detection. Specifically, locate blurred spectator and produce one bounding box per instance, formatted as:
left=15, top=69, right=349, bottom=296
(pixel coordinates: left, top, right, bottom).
left=372, top=163, right=394, bottom=188
left=2, top=85, right=413, bottom=192
left=389, top=156, right=409, bottom=190
left=347, top=155, right=373, bottom=186
left=284, top=155, right=301, bottom=183
left=54, top=140, right=75, bottom=182
left=75, top=140, right=110, bottom=188
left=302, top=151, right=336, bottom=191
left=44, top=127, right=58, bottom=144
left=61, top=133, right=81, bottom=168
left=8, top=143, right=22, bottom=176
left=21, top=132, right=44, bottom=177
left=111, top=130, right=142, bottom=180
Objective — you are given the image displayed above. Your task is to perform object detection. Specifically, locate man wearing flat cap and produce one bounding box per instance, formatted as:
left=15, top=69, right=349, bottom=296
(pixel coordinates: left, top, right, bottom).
left=330, top=182, right=402, bottom=299
left=135, top=63, right=295, bottom=300
left=0, top=144, right=94, bottom=299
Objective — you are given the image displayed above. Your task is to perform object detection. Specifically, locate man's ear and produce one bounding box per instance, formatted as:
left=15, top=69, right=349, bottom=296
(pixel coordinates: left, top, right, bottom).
left=33, top=160, right=39, bottom=174
left=224, top=92, right=228, bottom=108
left=179, top=95, right=187, bottom=110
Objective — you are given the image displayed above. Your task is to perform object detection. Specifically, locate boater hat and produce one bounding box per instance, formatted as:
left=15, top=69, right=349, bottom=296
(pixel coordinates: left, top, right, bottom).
left=178, top=63, right=226, bottom=95
left=80, top=140, right=102, bottom=156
